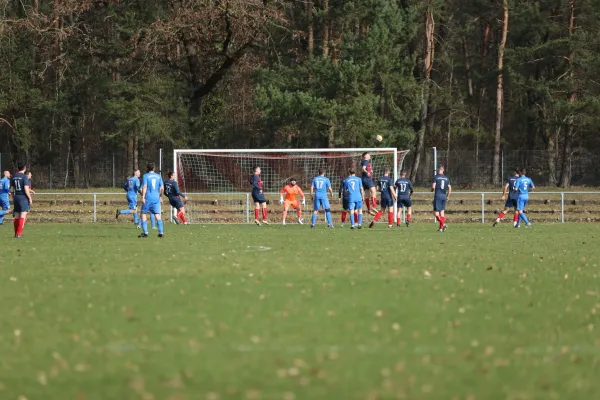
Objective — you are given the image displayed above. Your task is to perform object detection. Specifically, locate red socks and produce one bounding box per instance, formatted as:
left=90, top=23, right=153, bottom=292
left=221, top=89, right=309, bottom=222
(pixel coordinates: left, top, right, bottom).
left=262, top=208, right=268, bottom=221
left=374, top=211, right=383, bottom=222
left=439, top=216, right=446, bottom=230
left=371, top=197, right=377, bottom=208
left=407, top=213, right=411, bottom=222
left=388, top=212, right=393, bottom=225
left=255, top=209, right=259, bottom=220
left=365, top=198, right=371, bottom=210
left=498, top=212, right=505, bottom=220
left=14, top=218, right=26, bottom=236
left=341, top=211, right=347, bottom=223
left=177, top=211, right=187, bottom=223
left=513, top=213, right=518, bottom=223
left=354, top=213, right=359, bottom=223
left=397, top=217, right=401, bottom=225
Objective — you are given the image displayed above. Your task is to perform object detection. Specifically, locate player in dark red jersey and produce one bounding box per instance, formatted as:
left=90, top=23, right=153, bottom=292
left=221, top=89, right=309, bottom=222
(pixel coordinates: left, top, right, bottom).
left=11, top=163, right=32, bottom=238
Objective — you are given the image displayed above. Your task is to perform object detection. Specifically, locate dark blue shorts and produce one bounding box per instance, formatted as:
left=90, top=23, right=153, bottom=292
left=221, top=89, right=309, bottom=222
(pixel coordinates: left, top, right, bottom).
left=342, top=198, right=349, bottom=210
left=397, top=198, right=412, bottom=208
left=169, top=197, right=184, bottom=210
left=433, top=197, right=447, bottom=212
left=380, top=196, right=394, bottom=209
left=13, top=195, right=30, bottom=213
left=505, top=198, right=518, bottom=209
left=252, top=192, right=266, bottom=204
left=362, top=177, right=375, bottom=190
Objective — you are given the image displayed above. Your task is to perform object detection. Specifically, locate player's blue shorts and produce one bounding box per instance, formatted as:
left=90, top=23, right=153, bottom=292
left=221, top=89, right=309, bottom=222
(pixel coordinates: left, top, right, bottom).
left=517, top=196, right=528, bottom=211
left=168, top=197, right=184, bottom=210
left=433, top=197, right=447, bottom=212
left=397, top=197, right=412, bottom=208
left=342, top=197, right=349, bottom=211
left=505, top=197, right=518, bottom=209
left=252, top=192, right=266, bottom=204
left=0, top=197, right=9, bottom=210
left=13, top=195, right=30, bottom=213
left=380, top=196, right=394, bottom=209
left=142, top=200, right=161, bottom=215
left=362, top=177, right=375, bottom=190
left=126, top=194, right=138, bottom=210
left=348, top=200, right=363, bottom=211
left=313, top=197, right=331, bottom=211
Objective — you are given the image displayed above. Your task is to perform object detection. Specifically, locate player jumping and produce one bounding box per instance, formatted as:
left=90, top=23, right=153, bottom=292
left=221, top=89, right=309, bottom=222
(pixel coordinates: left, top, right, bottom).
left=394, top=169, right=414, bottom=227
left=0, top=171, right=10, bottom=225
left=361, top=152, right=378, bottom=215
left=344, top=169, right=365, bottom=229
left=165, top=172, right=188, bottom=225
left=310, top=168, right=334, bottom=228
left=432, top=166, right=451, bottom=232
left=370, top=168, right=394, bottom=228
left=493, top=168, right=520, bottom=227
left=514, top=168, right=534, bottom=228
left=139, top=163, right=164, bottom=238
left=116, top=169, right=141, bottom=226
left=250, top=166, right=269, bottom=225
left=279, top=178, right=305, bottom=225
left=11, top=163, right=32, bottom=238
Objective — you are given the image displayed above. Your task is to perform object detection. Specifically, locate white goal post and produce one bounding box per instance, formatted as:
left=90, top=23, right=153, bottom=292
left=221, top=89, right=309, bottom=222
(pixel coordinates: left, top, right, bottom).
left=172, top=148, right=409, bottom=224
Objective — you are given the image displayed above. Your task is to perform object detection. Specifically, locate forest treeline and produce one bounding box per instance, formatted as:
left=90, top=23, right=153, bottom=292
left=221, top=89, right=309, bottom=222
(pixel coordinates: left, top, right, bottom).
left=1, top=0, right=600, bottom=187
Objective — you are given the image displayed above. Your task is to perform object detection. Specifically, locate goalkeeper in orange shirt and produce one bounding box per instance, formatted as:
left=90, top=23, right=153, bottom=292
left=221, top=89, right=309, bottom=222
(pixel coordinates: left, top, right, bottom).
left=279, top=178, right=306, bottom=225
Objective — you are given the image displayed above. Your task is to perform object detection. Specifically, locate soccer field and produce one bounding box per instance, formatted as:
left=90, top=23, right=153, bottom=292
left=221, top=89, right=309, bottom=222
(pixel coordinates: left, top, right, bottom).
left=2, top=223, right=600, bottom=399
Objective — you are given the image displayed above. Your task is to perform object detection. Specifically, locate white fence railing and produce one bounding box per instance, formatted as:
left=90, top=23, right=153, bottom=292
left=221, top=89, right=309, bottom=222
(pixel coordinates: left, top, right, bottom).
left=28, top=191, right=600, bottom=224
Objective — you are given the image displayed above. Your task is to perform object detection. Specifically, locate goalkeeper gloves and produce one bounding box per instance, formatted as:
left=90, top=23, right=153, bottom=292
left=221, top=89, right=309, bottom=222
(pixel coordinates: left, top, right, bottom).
left=279, top=196, right=284, bottom=205
left=302, top=198, right=306, bottom=206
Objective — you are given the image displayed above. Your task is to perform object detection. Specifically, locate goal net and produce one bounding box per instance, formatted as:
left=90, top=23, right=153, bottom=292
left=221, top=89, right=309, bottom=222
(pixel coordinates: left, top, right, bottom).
left=172, top=149, right=409, bottom=224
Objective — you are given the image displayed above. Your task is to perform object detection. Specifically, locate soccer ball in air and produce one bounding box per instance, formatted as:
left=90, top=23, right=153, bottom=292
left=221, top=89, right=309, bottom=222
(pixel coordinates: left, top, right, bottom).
left=375, top=135, right=383, bottom=142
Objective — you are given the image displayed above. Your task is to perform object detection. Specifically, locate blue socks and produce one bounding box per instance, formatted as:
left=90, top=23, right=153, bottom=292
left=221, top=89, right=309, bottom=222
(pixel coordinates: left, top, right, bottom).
left=150, top=214, right=156, bottom=228
left=119, top=209, right=130, bottom=215
left=142, top=220, right=148, bottom=234
left=325, top=211, right=332, bottom=226
left=519, top=212, right=530, bottom=225
left=157, top=219, right=164, bottom=234
left=358, top=213, right=363, bottom=225
left=311, top=213, right=317, bottom=226
left=0, top=210, right=5, bottom=224
left=133, top=212, right=139, bottom=224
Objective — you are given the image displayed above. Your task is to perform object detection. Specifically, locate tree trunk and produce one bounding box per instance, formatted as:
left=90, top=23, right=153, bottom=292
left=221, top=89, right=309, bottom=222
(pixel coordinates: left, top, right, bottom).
left=560, top=0, right=576, bottom=188
left=409, top=8, right=434, bottom=182
left=133, top=134, right=139, bottom=171
left=322, top=0, right=329, bottom=57
left=492, top=0, right=508, bottom=185
left=328, top=120, right=335, bottom=148
left=127, top=135, right=134, bottom=174
left=307, top=0, right=314, bottom=57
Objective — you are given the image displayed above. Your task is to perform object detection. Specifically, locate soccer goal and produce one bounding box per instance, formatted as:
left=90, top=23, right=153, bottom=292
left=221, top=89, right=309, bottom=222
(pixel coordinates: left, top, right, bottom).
left=172, top=149, right=409, bottom=224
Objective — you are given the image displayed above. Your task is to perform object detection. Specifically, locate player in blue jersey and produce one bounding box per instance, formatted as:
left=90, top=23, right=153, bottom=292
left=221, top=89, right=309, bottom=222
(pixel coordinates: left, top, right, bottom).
left=394, top=170, right=414, bottom=227
left=139, top=162, right=164, bottom=238
left=370, top=168, right=395, bottom=228
left=116, top=169, right=141, bottom=226
left=493, top=168, right=520, bottom=227
left=344, top=168, right=365, bottom=229
left=165, top=171, right=188, bottom=225
left=360, top=152, right=378, bottom=215
left=310, top=168, right=334, bottom=228
left=338, top=175, right=357, bottom=226
left=11, top=163, right=32, bottom=238
left=250, top=166, right=269, bottom=225
left=432, top=166, right=452, bottom=232
left=0, top=171, right=11, bottom=225
left=514, top=168, right=535, bottom=228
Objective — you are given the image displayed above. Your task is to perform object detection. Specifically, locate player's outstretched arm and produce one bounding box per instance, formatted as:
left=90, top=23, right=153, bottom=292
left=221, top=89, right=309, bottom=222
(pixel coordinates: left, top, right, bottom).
left=501, top=183, right=509, bottom=200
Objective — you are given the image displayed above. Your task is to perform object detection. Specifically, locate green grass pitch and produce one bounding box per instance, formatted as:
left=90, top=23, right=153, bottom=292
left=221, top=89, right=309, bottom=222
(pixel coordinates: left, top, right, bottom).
left=1, top=222, right=600, bottom=399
